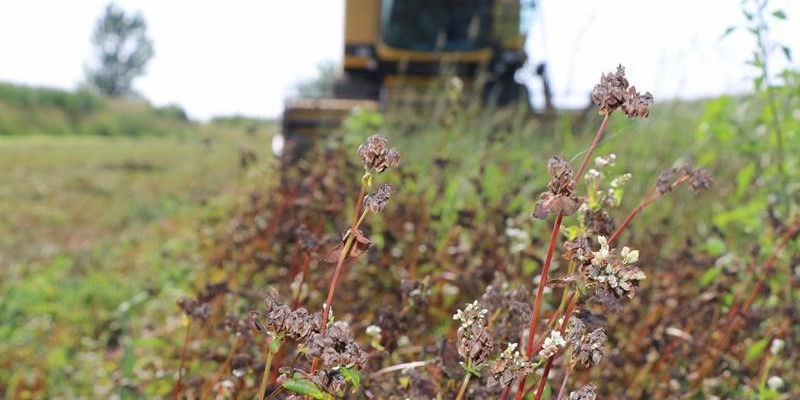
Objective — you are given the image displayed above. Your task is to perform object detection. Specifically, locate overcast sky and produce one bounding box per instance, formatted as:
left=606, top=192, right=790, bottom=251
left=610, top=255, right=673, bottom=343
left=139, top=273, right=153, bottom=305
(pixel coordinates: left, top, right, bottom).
left=1, top=1, right=798, bottom=120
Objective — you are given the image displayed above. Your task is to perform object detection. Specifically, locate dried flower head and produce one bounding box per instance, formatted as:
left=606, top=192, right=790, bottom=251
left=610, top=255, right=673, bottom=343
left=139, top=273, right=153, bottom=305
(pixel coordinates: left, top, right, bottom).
left=592, top=65, right=629, bottom=114
left=364, top=183, right=394, bottom=213
left=656, top=167, right=678, bottom=194
left=572, top=327, right=606, bottom=367
left=312, top=369, right=347, bottom=395
left=358, top=134, right=400, bottom=173
left=305, top=321, right=367, bottom=368
left=569, top=383, right=597, bottom=400
left=533, top=157, right=584, bottom=219
left=688, top=168, right=714, bottom=191
left=453, top=301, right=493, bottom=366
left=621, top=87, right=654, bottom=118
left=260, top=292, right=323, bottom=340
left=489, top=343, right=534, bottom=387
left=564, top=236, right=592, bottom=262
left=584, top=208, right=615, bottom=237
left=592, top=65, right=653, bottom=118
left=177, top=297, right=211, bottom=321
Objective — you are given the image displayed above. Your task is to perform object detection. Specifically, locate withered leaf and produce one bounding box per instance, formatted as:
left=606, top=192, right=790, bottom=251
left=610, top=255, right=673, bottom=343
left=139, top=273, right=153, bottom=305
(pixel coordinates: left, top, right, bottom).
left=532, top=192, right=585, bottom=219
left=323, top=229, right=372, bottom=263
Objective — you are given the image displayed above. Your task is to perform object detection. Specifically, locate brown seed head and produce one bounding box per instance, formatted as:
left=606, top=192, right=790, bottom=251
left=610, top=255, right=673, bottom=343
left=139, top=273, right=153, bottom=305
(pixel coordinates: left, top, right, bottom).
left=621, top=88, right=654, bottom=118
left=533, top=157, right=584, bottom=219
left=689, top=168, right=714, bottom=191
left=364, top=183, right=394, bottom=213
left=358, top=134, right=400, bottom=173
left=592, top=65, right=654, bottom=118
left=569, top=383, right=598, bottom=400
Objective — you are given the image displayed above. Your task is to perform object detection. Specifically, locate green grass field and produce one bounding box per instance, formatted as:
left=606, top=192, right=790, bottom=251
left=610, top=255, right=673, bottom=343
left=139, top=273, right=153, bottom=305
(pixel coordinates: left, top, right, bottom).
left=0, top=103, right=275, bottom=397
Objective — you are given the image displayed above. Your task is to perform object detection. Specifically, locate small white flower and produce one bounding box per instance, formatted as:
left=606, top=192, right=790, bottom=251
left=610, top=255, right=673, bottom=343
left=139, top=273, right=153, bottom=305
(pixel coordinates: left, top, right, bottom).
left=586, top=169, right=603, bottom=181
left=539, top=330, right=567, bottom=359
left=770, top=338, right=785, bottom=355
left=592, top=236, right=611, bottom=265
left=366, top=325, right=382, bottom=336
left=621, top=246, right=639, bottom=264
left=594, top=154, right=616, bottom=167
left=767, top=375, right=784, bottom=390
left=610, top=173, right=632, bottom=188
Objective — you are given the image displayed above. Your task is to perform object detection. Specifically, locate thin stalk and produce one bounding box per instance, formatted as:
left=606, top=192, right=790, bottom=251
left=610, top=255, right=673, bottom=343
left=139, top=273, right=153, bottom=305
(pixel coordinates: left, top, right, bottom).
left=455, top=373, right=472, bottom=400
left=608, top=175, right=688, bottom=245
left=554, top=365, right=573, bottom=400
left=574, top=114, right=610, bottom=179
left=310, top=195, right=370, bottom=384
left=173, top=321, right=193, bottom=400
left=524, top=211, right=564, bottom=357
left=257, top=337, right=277, bottom=400
left=321, top=208, right=370, bottom=328
left=528, top=295, right=577, bottom=400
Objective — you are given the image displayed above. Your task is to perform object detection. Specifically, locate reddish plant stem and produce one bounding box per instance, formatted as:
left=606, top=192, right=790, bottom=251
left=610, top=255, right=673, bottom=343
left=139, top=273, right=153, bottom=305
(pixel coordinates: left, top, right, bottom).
left=320, top=188, right=366, bottom=330
left=574, top=114, right=610, bottom=180
left=554, top=366, right=572, bottom=400
left=498, top=385, right=511, bottom=400
left=609, top=176, right=689, bottom=245
left=527, top=296, right=577, bottom=400
left=173, top=321, right=193, bottom=400
left=524, top=211, right=564, bottom=357
left=309, top=189, right=368, bottom=387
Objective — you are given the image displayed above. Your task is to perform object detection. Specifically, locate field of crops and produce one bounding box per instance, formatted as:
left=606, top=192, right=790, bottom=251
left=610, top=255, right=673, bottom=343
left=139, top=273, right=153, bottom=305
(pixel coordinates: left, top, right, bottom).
left=1, top=66, right=798, bottom=400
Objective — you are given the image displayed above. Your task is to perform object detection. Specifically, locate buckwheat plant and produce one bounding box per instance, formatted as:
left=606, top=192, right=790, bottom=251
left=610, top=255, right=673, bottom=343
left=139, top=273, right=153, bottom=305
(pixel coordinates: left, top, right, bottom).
left=502, top=65, right=711, bottom=400
left=249, top=134, right=399, bottom=399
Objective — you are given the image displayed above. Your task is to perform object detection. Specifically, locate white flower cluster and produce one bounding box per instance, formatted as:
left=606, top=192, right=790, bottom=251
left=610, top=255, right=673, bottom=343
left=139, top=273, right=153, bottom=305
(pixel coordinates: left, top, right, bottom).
left=539, top=330, right=567, bottom=359
left=452, top=301, right=489, bottom=332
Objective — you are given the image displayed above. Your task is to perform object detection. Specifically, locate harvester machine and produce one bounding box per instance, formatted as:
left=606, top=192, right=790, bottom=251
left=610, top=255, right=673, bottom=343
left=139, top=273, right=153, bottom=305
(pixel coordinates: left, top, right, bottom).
left=280, top=0, right=536, bottom=157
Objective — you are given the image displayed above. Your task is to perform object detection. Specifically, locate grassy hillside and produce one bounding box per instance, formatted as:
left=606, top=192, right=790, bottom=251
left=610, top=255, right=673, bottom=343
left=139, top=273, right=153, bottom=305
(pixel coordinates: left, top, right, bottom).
left=0, top=81, right=195, bottom=137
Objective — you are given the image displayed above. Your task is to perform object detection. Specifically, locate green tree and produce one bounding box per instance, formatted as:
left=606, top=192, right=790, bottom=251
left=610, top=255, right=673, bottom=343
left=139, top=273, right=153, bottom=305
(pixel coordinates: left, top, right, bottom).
left=85, top=3, right=154, bottom=97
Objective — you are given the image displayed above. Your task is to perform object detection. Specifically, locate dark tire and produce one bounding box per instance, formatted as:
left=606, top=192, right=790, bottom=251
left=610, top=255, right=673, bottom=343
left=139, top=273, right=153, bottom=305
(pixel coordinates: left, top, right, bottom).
left=483, top=78, right=530, bottom=107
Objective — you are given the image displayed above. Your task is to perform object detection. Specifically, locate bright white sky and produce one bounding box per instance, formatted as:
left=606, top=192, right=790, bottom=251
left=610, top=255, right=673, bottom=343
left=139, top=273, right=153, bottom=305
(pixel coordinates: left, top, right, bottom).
left=1, top=0, right=798, bottom=120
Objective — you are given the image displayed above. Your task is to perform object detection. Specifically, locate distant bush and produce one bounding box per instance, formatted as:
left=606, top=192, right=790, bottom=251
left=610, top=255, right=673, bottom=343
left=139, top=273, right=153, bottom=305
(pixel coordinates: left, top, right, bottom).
left=0, top=82, right=104, bottom=119
left=0, top=81, right=193, bottom=137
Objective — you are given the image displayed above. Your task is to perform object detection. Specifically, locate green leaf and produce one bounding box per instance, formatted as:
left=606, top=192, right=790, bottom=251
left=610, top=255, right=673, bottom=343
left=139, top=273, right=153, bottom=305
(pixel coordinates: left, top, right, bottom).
left=772, top=10, right=786, bottom=19
left=459, top=361, right=482, bottom=377
left=283, top=377, right=333, bottom=400
left=745, top=338, right=770, bottom=363
left=699, top=266, right=722, bottom=286
left=704, top=237, right=727, bottom=257
left=340, top=367, right=361, bottom=392
left=736, top=162, right=757, bottom=198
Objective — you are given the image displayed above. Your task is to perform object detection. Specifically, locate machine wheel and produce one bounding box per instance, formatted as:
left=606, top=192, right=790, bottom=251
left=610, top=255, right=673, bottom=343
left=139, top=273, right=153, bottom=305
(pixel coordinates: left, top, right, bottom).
left=483, top=77, right=530, bottom=107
